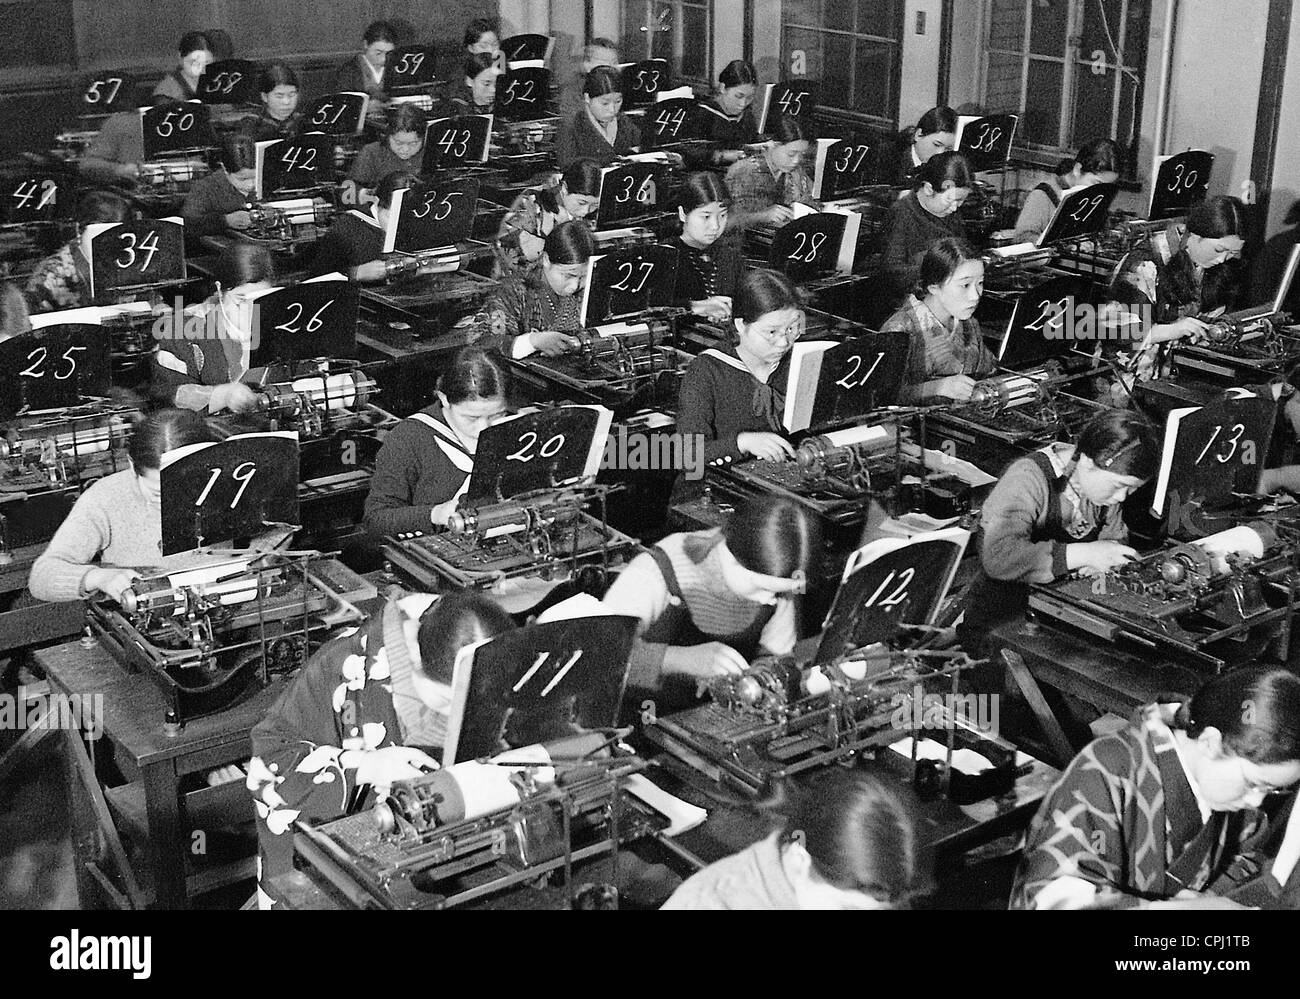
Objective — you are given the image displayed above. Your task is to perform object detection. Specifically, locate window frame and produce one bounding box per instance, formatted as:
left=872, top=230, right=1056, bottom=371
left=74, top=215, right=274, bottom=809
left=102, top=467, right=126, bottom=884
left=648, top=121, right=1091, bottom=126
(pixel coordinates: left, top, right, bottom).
left=618, top=0, right=714, bottom=89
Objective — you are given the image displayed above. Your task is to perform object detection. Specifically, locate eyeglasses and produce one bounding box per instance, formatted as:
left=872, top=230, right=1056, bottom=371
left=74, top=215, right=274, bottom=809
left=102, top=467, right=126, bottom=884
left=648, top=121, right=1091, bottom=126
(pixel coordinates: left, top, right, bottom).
left=1239, top=758, right=1292, bottom=798
left=752, top=319, right=804, bottom=345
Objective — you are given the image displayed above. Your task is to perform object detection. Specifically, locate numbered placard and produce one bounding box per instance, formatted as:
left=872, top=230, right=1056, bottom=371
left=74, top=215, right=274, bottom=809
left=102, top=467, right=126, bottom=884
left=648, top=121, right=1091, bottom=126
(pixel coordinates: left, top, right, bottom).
left=299, top=92, right=368, bottom=136
left=495, top=66, right=551, bottom=122
left=769, top=211, right=849, bottom=281
left=386, top=45, right=439, bottom=90
left=443, top=615, right=637, bottom=763
left=386, top=176, right=479, bottom=252
left=467, top=406, right=611, bottom=503
left=1000, top=274, right=1092, bottom=367
left=249, top=279, right=359, bottom=366
left=807, top=334, right=907, bottom=427
left=1149, top=149, right=1214, bottom=220
left=86, top=218, right=185, bottom=299
left=596, top=160, right=661, bottom=229
left=502, top=33, right=553, bottom=65
left=255, top=131, right=332, bottom=198
left=140, top=102, right=213, bottom=158
left=757, top=79, right=820, bottom=133
left=1038, top=182, right=1119, bottom=246
left=197, top=59, right=261, bottom=106
left=0, top=325, right=111, bottom=417
left=644, top=97, right=702, bottom=147
left=955, top=113, right=1018, bottom=172
left=581, top=244, right=679, bottom=324
left=1, top=175, right=59, bottom=225
left=79, top=71, right=134, bottom=115
left=621, top=59, right=670, bottom=110
left=423, top=114, right=493, bottom=170
left=812, top=137, right=873, bottom=200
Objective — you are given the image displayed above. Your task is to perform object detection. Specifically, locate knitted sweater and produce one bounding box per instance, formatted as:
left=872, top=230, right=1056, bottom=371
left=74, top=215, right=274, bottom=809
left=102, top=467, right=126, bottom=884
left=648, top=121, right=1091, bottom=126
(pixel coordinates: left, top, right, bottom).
left=661, top=832, right=798, bottom=909
left=880, top=192, right=968, bottom=306
left=181, top=170, right=249, bottom=237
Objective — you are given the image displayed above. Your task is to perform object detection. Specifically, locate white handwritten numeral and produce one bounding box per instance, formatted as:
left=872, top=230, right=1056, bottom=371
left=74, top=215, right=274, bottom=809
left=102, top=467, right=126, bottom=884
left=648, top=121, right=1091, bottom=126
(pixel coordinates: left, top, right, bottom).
left=505, top=79, right=536, bottom=104
left=18, top=346, right=81, bottom=380
left=636, top=69, right=660, bottom=93
left=412, top=190, right=460, bottom=221
left=280, top=146, right=318, bottom=171
left=1024, top=296, right=1072, bottom=335
left=205, top=71, right=242, bottom=95
left=655, top=108, right=685, bottom=136
left=832, top=144, right=870, bottom=174
left=9, top=179, right=54, bottom=211
left=790, top=230, right=827, bottom=263
left=506, top=431, right=566, bottom=463
left=85, top=77, right=124, bottom=105
left=1069, top=194, right=1106, bottom=223
left=311, top=102, right=347, bottom=126
left=436, top=128, right=471, bottom=158
left=115, top=230, right=161, bottom=271
left=968, top=123, right=1004, bottom=153
left=863, top=567, right=914, bottom=609
left=273, top=299, right=335, bottom=335
left=777, top=91, right=806, bottom=115
left=1168, top=162, right=1200, bottom=193
left=834, top=352, right=885, bottom=391
left=1195, top=422, right=1247, bottom=465
left=395, top=52, right=425, bottom=75
left=195, top=461, right=258, bottom=509
left=611, top=260, right=654, bottom=294
left=155, top=110, right=195, bottom=137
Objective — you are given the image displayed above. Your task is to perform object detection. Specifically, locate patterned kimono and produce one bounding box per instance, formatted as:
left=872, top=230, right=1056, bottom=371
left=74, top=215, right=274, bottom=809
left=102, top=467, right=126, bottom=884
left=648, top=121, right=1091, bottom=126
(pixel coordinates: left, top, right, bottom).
left=492, top=185, right=573, bottom=278
left=24, top=242, right=93, bottom=314
left=468, top=263, right=583, bottom=357
left=247, top=595, right=443, bottom=907
left=881, top=293, right=993, bottom=405
left=1011, top=703, right=1265, bottom=909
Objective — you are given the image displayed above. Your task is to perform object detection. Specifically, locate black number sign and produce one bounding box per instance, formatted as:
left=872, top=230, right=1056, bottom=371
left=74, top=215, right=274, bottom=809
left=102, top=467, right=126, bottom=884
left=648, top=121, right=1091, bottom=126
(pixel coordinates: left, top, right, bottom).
left=2, top=175, right=58, bottom=225
left=386, top=46, right=439, bottom=90
left=140, top=102, right=213, bottom=158
left=468, top=407, right=604, bottom=503
left=80, top=71, right=133, bottom=114
left=257, top=131, right=332, bottom=198
left=808, top=334, right=907, bottom=425
left=998, top=274, right=1092, bottom=367
left=501, top=33, right=552, bottom=64
left=422, top=115, right=492, bottom=170
left=816, top=137, right=873, bottom=200
left=300, top=93, right=368, bottom=136
left=955, top=113, right=1018, bottom=172
left=644, top=97, right=702, bottom=146
left=584, top=244, right=679, bottom=324
left=1149, top=150, right=1214, bottom=220
left=391, top=176, right=479, bottom=252
left=160, top=435, right=300, bottom=555
left=759, top=79, right=819, bottom=132
left=0, top=325, right=111, bottom=417
left=88, top=218, right=185, bottom=298
left=495, top=67, right=551, bottom=122
left=250, top=279, right=360, bottom=366
left=769, top=212, right=846, bottom=281
left=622, top=59, right=670, bottom=110
left=1039, top=182, right=1119, bottom=245
left=596, top=161, right=660, bottom=229
left=197, top=60, right=261, bottom=106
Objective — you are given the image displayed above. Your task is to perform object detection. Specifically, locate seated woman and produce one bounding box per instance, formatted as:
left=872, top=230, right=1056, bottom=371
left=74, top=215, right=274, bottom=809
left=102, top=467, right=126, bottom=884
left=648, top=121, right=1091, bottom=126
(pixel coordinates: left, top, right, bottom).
left=1012, top=665, right=1300, bottom=909
left=151, top=240, right=275, bottom=415
left=79, top=102, right=149, bottom=186
left=347, top=103, right=427, bottom=192
left=695, top=59, right=759, bottom=169
left=881, top=237, right=993, bottom=404
left=555, top=65, right=643, bottom=169
left=364, top=346, right=510, bottom=537
left=601, top=494, right=818, bottom=710
left=332, top=19, right=398, bottom=103
left=473, top=219, right=593, bottom=359
left=958, top=409, right=1156, bottom=649
left=1251, top=198, right=1300, bottom=318
left=493, top=158, right=601, bottom=278
left=307, top=170, right=418, bottom=280
left=880, top=150, right=973, bottom=307
left=245, top=62, right=303, bottom=142
left=447, top=51, right=502, bottom=116
left=1014, top=138, right=1121, bottom=243
left=181, top=129, right=259, bottom=237
left=151, top=31, right=214, bottom=105
left=29, top=409, right=218, bottom=603
left=675, top=269, right=802, bottom=469
left=663, top=768, right=930, bottom=909
left=464, top=17, right=505, bottom=72
left=724, top=116, right=819, bottom=233
left=248, top=591, right=516, bottom=907
left=879, top=105, right=957, bottom=187
left=1, top=281, right=31, bottom=343
left=559, top=37, right=620, bottom=115
left=670, top=171, right=745, bottom=321
left=25, top=189, right=132, bottom=313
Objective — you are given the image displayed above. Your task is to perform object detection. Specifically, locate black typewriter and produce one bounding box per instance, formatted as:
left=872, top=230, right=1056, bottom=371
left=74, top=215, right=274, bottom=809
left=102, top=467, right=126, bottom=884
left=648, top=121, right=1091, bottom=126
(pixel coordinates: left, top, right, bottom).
left=359, top=267, right=498, bottom=336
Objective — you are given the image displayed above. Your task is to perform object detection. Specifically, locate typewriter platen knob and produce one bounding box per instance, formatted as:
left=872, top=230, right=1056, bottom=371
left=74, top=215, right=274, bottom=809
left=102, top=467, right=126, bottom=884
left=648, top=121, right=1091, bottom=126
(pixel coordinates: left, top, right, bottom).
left=1160, top=559, right=1187, bottom=584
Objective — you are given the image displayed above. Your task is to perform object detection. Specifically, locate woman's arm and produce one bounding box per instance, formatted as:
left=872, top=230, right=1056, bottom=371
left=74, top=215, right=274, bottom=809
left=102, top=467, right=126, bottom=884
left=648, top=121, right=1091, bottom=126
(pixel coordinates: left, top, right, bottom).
left=363, top=425, right=458, bottom=537
left=1013, top=189, right=1055, bottom=243
left=675, top=360, right=745, bottom=465
left=978, top=459, right=1061, bottom=583
left=29, top=485, right=117, bottom=602
left=758, top=597, right=798, bottom=657
left=600, top=551, right=674, bottom=688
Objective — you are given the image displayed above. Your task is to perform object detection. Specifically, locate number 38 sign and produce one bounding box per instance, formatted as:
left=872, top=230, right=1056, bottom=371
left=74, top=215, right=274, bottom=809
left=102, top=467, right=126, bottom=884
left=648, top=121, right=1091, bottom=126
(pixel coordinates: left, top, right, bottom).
left=0, top=325, right=111, bottom=417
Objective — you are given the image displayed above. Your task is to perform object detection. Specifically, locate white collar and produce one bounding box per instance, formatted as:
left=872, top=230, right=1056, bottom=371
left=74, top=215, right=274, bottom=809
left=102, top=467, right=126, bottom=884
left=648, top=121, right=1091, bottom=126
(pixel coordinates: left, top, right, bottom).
left=361, top=56, right=384, bottom=85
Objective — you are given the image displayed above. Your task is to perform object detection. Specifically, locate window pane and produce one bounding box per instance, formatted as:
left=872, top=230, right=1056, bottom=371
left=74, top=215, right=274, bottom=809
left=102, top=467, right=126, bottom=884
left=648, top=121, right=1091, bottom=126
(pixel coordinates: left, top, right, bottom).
left=985, top=51, right=1023, bottom=115
left=677, top=4, right=709, bottom=79
left=854, top=38, right=895, bottom=118
left=1080, top=0, right=1150, bottom=68
left=856, top=0, right=902, bottom=39
left=1070, top=62, right=1116, bottom=149
left=620, top=0, right=655, bottom=62
left=782, top=0, right=821, bottom=26
left=1023, top=59, right=1063, bottom=145
left=782, top=0, right=853, bottom=32
left=1121, top=0, right=1151, bottom=68
left=1029, top=0, right=1070, bottom=57
left=988, top=0, right=1027, bottom=52
left=783, top=25, right=851, bottom=109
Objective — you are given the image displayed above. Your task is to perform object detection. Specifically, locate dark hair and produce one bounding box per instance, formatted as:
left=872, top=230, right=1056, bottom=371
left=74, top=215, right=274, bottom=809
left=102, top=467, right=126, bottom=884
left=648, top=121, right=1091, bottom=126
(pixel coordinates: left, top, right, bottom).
left=560, top=158, right=604, bottom=198
left=463, top=18, right=499, bottom=50
left=677, top=171, right=731, bottom=214
left=543, top=219, right=596, bottom=265
left=766, top=115, right=808, bottom=145
left=913, top=150, right=974, bottom=193
left=0, top=283, right=31, bottom=342
left=213, top=240, right=276, bottom=290
left=734, top=269, right=800, bottom=324
left=203, top=28, right=234, bottom=62
left=363, top=20, right=398, bottom=46
left=719, top=59, right=757, bottom=88
left=384, top=102, right=426, bottom=138
left=376, top=170, right=420, bottom=208
left=724, top=494, right=820, bottom=579
left=1075, top=138, right=1122, bottom=177
left=464, top=51, right=498, bottom=81
left=583, top=65, right=623, bottom=98
left=128, top=409, right=215, bottom=471
left=177, top=31, right=212, bottom=58
left=1054, top=157, right=1076, bottom=180
left=258, top=62, right=300, bottom=95
left=773, top=768, right=930, bottom=904
left=417, top=591, right=515, bottom=684
left=1173, top=666, right=1300, bottom=765
left=1188, top=195, right=1247, bottom=240
left=586, top=37, right=618, bottom=58
left=437, top=345, right=512, bottom=405
left=76, top=189, right=132, bottom=226
left=217, top=129, right=258, bottom=174
left=1075, top=409, right=1157, bottom=481
left=914, top=105, right=957, bottom=139
left=918, top=237, right=982, bottom=295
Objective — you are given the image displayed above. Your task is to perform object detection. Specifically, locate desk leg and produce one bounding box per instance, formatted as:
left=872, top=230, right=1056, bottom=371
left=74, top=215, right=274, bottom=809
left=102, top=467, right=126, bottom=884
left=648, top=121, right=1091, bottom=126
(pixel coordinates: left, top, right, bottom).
left=61, top=728, right=145, bottom=909
left=143, top=760, right=188, bottom=910
left=1000, top=648, right=1078, bottom=765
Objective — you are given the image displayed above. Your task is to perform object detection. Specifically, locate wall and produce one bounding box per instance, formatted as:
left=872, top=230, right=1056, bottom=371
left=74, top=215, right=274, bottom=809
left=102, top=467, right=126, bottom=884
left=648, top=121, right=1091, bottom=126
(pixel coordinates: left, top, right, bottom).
left=897, top=0, right=941, bottom=128
left=1267, top=2, right=1300, bottom=238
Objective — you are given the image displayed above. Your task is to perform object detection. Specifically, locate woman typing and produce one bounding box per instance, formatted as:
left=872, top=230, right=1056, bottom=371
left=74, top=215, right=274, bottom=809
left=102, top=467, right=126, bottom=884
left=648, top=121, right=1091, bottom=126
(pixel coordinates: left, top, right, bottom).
left=555, top=65, right=643, bottom=168
left=879, top=150, right=973, bottom=307
left=493, top=159, right=602, bottom=278
left=670, top=171, right=745, bottom=321
left=724, top=116, right=819, bottom=233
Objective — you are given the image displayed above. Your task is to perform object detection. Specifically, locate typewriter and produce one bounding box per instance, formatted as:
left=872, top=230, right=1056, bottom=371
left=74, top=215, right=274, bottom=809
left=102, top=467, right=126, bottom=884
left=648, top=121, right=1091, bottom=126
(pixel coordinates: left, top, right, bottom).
left=241, top=198, right=335, bottom=255
left=359, top=254, right=498, bottom=337
left=1028, top=522, right=1300, bottom=672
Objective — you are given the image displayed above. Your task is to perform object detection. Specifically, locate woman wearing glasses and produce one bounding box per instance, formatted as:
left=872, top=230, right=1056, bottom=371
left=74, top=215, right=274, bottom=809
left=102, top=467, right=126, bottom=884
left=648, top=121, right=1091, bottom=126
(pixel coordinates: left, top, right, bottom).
left=1012, top=665, right=1300, bottom=910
